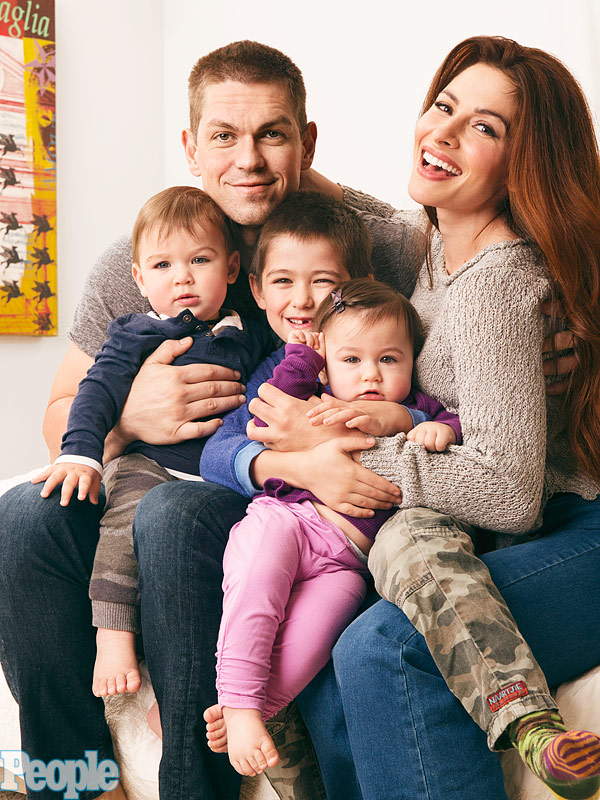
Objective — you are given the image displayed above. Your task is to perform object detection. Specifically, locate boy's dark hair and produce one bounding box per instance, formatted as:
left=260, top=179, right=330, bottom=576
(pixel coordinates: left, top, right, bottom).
left=250, top=191, right=372, bottom=285
left=188, top=40, right=307, bottom=137
left=313, top=278, right=424, bottom=357
left=132, top=186, right=236, bottom=264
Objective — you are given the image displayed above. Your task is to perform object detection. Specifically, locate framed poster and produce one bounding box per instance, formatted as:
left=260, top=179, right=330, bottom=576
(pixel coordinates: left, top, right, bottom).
left=0, top=0, right=55, bottom=335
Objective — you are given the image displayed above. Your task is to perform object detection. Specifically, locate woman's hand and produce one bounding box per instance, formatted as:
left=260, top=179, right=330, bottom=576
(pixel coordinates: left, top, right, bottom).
left=287, top=437, right=401, bottom=517
left=105, top=338, right=246, bottom=461
left=247, top=383, right=355, bottom=451
left=299, top=168, right=344, bottom=201
left=307, top=395, right=413, bottom=437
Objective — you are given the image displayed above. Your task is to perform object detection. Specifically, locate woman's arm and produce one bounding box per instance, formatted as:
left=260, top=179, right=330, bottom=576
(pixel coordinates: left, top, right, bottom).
left=361, top=261, right=550, bottom=533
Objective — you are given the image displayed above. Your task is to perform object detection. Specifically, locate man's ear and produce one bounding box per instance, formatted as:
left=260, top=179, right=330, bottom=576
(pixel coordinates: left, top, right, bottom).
left=182, top=128, right=202, bottom=177
left=227, top=251, right=240, bottom=284
left=249, top=273, right=267, bottom=310
left=300, top=121, right=317, bottom=171
left=132, top=263, right=147, bottom=297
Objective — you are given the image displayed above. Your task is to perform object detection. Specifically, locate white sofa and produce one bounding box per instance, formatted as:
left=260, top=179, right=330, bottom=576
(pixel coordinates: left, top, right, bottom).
left=1, top=470, right=599, bottom=800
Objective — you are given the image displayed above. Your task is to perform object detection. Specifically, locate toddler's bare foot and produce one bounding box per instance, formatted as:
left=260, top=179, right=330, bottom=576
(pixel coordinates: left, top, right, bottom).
left=204, top=704, right=228, bottom=753
left=93, top=628, right=141, bottom=696
left=147, top=700, right=163, bottom=739
left=223, top=707, right=279, bottom=776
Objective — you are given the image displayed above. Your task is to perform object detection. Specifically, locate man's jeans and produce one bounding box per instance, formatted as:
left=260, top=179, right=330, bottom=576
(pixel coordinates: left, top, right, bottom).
left=298, top=493, right=600, bottom=800
left=0, top=478, right=249, bottom=800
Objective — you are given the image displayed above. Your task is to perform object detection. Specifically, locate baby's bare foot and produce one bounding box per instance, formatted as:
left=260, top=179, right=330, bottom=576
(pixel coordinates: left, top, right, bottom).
left=204, top=704, right=228, bottom=752
left=93, top=628, right=141, bottom=696
left=222, top=707, right=279, bottom=776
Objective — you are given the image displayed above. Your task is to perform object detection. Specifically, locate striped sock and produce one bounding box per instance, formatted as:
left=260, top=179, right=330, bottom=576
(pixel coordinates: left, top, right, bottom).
left=508, top=711, right=600, bottom=800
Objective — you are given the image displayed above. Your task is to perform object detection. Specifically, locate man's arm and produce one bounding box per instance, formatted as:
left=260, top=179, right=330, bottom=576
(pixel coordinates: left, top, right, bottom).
left=43, top=339, right=246, bottom=465
left=43, top=343, right=93, bottom=462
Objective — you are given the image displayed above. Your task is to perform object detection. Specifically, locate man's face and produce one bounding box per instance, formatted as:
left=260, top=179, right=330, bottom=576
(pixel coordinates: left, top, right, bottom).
left=182, top=81, right=317, bottom=240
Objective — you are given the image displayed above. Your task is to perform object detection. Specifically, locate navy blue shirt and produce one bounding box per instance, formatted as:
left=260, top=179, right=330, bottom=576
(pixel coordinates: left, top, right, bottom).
left=61, top=309, right=275, bottom=476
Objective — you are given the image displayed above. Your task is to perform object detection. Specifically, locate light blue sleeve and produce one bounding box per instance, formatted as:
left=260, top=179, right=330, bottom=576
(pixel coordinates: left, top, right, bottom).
left=199, top=347, right=285, bottom=495
left=404, top=406, right=431, bottom=428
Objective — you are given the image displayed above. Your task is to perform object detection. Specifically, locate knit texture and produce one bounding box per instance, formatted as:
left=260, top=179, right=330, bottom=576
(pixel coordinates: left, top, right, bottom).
left=360, top=225, right=599, bottom=535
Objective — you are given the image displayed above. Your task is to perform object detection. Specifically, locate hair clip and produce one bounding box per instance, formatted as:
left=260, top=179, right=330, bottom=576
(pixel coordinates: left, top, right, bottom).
left=331, top=288, right=345, bottom=313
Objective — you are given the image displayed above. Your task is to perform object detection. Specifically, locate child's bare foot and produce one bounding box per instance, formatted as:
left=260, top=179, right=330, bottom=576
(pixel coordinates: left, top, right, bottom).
left=92, top=628, right=141, bottom=696
left=147, top=700, right=162, bottom=739
left=204, top=704, right=228, bottom=753
left=223, top=707, right=279, bottom=776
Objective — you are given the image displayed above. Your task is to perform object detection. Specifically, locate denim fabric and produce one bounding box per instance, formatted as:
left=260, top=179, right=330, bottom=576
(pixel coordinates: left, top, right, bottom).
left=0, top=480, right=112, bottom=800
left=0, top=477, right=250, bottom=800
left=300, top=493, right=600, bottom=800
left=134, top=479, right=250, bottom=800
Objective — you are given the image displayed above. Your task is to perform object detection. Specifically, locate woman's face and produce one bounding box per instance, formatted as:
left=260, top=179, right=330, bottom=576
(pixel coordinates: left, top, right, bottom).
left=408, top=63, right=516, bottom=219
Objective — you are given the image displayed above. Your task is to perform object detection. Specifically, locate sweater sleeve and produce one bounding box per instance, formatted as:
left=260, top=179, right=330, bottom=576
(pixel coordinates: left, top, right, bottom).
left=199, top=348, right=285, bottom=495
left=254, top=343, right=324, bottom=427
left=361, top=263, right=550, bottom=533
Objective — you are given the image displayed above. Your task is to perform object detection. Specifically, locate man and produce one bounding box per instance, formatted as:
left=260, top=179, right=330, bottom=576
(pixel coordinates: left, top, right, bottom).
left=0, top=41, right=402, bottom=800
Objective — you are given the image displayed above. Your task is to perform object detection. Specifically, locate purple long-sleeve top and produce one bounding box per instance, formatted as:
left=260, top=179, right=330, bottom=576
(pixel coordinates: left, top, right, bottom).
left=202, top=343, right=461, bottom=542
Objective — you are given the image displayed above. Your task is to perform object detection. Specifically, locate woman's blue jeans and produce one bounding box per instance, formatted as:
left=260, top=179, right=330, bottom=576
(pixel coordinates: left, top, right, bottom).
left=297, top=493, right=600, bottom=800
left=0, top=478, right=249, bottom=800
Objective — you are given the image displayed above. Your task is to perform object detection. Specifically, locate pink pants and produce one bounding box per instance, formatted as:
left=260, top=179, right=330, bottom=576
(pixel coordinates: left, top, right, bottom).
left=216, top=496, right=368, bottom=720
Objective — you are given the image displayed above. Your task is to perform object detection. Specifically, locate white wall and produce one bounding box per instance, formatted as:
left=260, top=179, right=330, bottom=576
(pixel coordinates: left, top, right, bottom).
left=0, top=0, right=165, bottom=478
left=1, top=0, right=599, bottom=478
left=163, top=0, right=600, bottom=206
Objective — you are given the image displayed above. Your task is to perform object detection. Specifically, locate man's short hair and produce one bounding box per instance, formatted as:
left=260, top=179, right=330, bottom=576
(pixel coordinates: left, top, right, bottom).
left=131, top=186, right=236, bottom=264
left=188, top=40, right=307, bottom=136
left=250, top=191, right=372, bottom=285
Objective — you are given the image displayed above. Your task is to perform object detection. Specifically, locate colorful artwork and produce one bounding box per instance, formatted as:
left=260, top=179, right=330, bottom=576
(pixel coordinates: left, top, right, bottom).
left=0, top=0, right=55, bottom=336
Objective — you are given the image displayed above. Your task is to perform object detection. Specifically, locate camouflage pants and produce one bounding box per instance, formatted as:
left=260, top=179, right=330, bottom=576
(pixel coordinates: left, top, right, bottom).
left=368, top=508, right=557, bottom=749
left=89, top=453, right=176, bottom=633
left=263, top=702, right=327, bottom=800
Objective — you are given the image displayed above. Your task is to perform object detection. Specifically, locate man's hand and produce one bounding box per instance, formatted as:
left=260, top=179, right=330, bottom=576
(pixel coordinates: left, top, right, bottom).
left=106, top=337, right=246, bottom=461
left=307, top=396, right=413, bottom=437
left=407, top=421, right=456, bottom=452
left=32, top=462, right=102, bottom=507
left=247, top=383, right=356, bottom=451
left=541, top=301, right=577, bottom=396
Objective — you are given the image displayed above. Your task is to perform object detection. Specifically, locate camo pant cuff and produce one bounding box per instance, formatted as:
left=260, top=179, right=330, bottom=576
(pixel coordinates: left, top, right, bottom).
left=264, top=701, right=327, bottom=800
left=489, top=693, right=558, bottom=751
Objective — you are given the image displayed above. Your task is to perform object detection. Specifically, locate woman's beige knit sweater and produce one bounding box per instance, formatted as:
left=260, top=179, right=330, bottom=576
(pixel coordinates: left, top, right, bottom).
left=354, top=207, right=599, bottom=535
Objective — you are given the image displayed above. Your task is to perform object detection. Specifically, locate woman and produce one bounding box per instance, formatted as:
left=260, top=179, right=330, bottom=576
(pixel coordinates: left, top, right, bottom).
left=247, top=36, right=600, bottom=799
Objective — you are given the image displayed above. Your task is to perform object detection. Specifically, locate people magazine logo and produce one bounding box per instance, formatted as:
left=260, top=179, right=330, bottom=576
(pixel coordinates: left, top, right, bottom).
left=487, top=680, right=529, bottom=712
left=0, top=750, right=119, bottom=798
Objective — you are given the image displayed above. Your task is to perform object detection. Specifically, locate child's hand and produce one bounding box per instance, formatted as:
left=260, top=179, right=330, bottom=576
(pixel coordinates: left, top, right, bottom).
left=287, top=329, right=325, bottom=356
left=407, top=422, right=456, bottom=452
left=32, top=462, right=102, bottom=506
left=308, top=397, right=413, bottom=437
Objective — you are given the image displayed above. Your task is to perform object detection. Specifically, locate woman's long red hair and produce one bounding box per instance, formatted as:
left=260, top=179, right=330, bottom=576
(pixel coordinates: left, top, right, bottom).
left=422, top=36, right=600, bottom=481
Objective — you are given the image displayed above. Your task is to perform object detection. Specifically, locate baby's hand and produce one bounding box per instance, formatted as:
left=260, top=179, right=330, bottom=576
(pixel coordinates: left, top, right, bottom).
left=407, top=422, right=456, bottom=452
left=32, top=462, right=102, bottom=507
left=287, top=329, right=325, bottom=356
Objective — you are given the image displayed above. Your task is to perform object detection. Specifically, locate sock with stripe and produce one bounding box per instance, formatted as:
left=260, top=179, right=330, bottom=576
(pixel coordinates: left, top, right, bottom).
left=508, top=710, right=600, bottom=800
